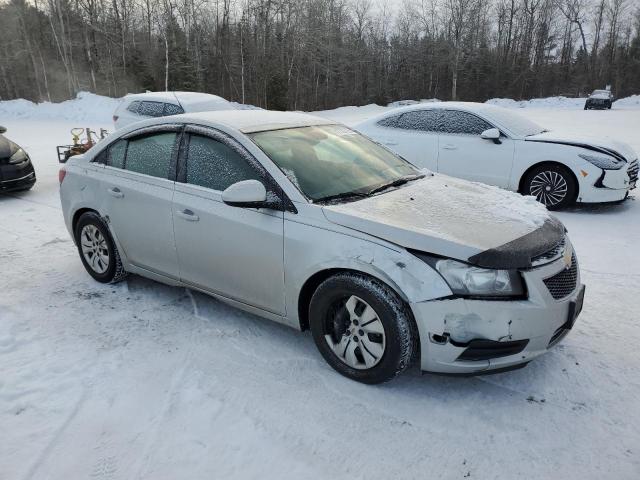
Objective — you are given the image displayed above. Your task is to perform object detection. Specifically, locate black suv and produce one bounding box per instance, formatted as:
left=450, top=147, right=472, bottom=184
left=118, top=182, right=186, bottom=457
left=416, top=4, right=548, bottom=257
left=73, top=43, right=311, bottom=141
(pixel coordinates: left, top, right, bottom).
left=584, top=90, right=614, bottom=110
left=0, top=126, right=36, bottom=192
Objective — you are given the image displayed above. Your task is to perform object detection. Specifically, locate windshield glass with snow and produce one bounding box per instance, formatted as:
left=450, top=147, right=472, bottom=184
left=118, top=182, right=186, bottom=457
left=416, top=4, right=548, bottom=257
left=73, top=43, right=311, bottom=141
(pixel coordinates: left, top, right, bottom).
left=249, top=125, right=421, bottom=202
left=483, top=107, right=546, bottom=137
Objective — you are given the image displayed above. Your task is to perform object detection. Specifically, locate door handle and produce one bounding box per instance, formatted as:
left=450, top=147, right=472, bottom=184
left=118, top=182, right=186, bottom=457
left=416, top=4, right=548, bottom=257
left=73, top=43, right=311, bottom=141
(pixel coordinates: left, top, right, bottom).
left=384, top=140, right=398, bottom=146
left=107, top=187, right=124, bottom=198
left=176, top=209, right=199, bottom=221
left=442, top=144, right=458, bottom=150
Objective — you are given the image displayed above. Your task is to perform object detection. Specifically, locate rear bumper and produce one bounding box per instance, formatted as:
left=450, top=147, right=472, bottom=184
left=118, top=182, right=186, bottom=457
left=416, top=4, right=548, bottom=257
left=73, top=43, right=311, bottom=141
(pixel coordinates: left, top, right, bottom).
left=411, top=251, right=583, bottom=375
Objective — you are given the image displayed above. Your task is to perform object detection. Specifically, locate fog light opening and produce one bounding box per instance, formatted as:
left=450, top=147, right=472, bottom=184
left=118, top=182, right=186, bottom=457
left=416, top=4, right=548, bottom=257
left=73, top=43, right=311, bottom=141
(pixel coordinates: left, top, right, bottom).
left=430, top=333, right=449, bottom=345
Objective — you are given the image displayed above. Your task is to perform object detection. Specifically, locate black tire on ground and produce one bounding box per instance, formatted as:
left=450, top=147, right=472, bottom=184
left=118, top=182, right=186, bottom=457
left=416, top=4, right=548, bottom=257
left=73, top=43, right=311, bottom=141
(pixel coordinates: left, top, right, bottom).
left=522, top=163, right=578, bottom=210
left=74, top=211, right=127, bottom=284
left=309, top=272, right=417, bottom=384
left=584, top=105, right=588, bottom=110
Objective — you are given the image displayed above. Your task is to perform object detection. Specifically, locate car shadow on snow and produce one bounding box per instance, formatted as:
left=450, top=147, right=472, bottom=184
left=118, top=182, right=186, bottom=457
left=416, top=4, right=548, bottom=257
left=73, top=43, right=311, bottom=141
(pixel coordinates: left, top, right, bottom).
left=567, top=195, right=635, bottom=215
left=122, top=275, right=570, bottom=409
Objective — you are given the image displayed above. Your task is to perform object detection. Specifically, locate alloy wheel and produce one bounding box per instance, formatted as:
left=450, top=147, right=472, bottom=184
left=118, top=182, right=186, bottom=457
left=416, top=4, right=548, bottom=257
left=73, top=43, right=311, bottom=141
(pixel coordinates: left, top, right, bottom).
left=324, top=295, right=386, bottom=370
left=529, top=170, right=568, bottom=207
left=80, top=224, right=110, bottom=274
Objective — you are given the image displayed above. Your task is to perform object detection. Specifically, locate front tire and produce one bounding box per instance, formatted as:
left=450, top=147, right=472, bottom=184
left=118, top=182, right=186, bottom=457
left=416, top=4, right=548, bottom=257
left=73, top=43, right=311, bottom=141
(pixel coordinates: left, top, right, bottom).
left=309, top=273, right=417, bottom=384
left=523, top=164, right=577, bottom=210
left=74, top=212, right=127, bottom=283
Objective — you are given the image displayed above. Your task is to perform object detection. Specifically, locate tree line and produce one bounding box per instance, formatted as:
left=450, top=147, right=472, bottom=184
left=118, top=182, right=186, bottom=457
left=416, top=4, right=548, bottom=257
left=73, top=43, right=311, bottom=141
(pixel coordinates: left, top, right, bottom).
left=0, top=0, right=638, bottom=110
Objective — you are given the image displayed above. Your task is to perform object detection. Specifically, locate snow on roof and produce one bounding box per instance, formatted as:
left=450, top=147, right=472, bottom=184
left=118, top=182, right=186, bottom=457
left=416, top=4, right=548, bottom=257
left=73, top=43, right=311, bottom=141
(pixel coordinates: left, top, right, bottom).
left=178, top=110, right=337, bottom=133
left=124, top=91, right=230, bottom=106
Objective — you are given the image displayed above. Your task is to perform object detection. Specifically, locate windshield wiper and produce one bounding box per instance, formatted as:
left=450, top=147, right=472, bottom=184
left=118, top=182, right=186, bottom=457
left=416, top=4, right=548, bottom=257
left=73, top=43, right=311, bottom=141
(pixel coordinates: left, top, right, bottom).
left=366, top=174, right=425, bottom=196
left=314, top=191, right=370, bottom=204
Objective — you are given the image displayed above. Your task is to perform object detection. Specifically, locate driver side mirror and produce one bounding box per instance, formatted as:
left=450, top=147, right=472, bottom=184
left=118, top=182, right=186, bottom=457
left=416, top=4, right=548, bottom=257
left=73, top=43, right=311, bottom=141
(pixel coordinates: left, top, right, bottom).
left=222, top=180, right=268, bottom=208
left=481, top=128, right=501, bottom=144
left=0, top=126, right=6, bottom=134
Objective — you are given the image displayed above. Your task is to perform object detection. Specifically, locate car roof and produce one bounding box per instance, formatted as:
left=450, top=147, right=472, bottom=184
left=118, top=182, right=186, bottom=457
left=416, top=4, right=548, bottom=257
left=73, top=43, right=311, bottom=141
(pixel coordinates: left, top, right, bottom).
left=162, top=110, right=337, bottom=133
left=364, top=101, right=508, bottom=121
left=123, top=91, right=229, bottom=106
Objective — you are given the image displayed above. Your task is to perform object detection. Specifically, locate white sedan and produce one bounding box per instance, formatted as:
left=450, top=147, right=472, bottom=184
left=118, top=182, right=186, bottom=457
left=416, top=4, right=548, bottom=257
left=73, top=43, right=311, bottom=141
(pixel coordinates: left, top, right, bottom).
left=112, top=91, right=237, bottom=130
left=355, top=102, right=638, bottom=209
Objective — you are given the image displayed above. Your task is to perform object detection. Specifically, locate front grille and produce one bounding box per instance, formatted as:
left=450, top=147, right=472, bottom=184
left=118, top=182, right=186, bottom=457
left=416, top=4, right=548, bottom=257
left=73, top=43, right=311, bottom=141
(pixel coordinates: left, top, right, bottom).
left=628, top=159, right=638, bottom=187
left=543, top=253, right=578, bottom=299
left=531, top=237, right=566, bottom=266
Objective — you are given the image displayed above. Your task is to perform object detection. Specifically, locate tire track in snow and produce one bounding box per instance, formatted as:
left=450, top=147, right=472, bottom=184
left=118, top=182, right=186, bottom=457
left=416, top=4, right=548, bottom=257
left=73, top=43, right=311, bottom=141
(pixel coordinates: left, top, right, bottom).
left=131, top=288, right=202, bottom=480
left=21, top=387, right=90, bottom=480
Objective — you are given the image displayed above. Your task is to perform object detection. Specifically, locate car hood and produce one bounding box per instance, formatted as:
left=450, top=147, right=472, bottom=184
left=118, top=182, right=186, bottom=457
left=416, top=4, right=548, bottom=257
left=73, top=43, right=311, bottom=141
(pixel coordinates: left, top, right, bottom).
left=0, top=135, right=20, bottom=160
left=322, top=174, right=564, bottom=269
left=526, top=130, right=636, bottom=161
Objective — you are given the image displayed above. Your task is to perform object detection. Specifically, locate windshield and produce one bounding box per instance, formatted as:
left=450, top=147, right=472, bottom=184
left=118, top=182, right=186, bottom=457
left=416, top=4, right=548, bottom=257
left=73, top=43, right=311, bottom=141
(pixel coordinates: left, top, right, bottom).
left=482, top=106, right=547, bottom=137
left=592, top=90, right=608, bottom=95
left=249, top=125, right=421, bottom=202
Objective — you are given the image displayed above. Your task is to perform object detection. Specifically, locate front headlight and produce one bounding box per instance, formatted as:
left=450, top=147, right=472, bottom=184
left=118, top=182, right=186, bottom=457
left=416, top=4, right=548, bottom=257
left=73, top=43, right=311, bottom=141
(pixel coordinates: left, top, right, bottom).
left=434, top=258, right=525, bottom=298
left=578, top=153, right=625, bottom=170
left=8, top=148, right=29, bottom=164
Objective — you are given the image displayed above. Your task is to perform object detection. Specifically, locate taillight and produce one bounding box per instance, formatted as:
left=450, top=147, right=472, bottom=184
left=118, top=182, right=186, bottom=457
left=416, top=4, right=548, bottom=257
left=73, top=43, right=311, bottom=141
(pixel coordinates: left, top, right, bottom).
left=58, top=168, right=67, bottom=184
left=113, top=115, right=119, bottom=122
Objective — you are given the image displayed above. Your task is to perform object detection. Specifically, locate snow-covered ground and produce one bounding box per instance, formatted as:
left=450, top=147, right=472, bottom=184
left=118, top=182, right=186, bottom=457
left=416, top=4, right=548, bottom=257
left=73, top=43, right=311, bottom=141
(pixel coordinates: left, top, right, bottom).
left=1, top=98, right=639, bottom=479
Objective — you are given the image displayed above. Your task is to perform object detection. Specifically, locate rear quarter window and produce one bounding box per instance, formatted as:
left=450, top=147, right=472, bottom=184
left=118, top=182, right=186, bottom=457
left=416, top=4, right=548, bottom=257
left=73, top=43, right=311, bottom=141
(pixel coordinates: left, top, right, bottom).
left=126, top=101, right=141, bottom=114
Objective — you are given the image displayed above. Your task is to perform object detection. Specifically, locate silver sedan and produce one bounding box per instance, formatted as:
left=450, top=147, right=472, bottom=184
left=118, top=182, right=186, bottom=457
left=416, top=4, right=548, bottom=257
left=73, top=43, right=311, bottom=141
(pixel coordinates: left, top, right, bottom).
left=59, top=110, right=585, bottom=383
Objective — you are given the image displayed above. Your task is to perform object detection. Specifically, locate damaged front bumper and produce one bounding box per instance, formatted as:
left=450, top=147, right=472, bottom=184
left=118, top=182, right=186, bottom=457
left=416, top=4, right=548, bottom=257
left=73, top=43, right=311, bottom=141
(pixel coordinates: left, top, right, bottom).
left=577, top=159, right=637, bottom=203
left=411, top=253, right=584, bottom=375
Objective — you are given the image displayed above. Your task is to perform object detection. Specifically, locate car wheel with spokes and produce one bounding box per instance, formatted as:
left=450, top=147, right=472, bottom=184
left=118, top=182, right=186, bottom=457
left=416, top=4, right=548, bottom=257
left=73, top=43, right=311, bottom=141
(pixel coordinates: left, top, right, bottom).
left=523, top=164, right=577, bottom=210
left=74, top=211, right=127, bottom=283
left=309, top=273, right=417, bottom=384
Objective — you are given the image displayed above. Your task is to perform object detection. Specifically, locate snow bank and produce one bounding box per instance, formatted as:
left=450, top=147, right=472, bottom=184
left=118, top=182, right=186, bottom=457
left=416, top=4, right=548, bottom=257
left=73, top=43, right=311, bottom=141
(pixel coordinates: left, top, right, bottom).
left=0, top=91, right=259, bottom=124
left=0, top=91, right=119, bottom=122
left=3, top=92, right=639, bottom=126
left=613, top=94, right=640, bottom=108
left=486, top=94, right=640, bottom=110
left=486, top=96, right=588, bottom=109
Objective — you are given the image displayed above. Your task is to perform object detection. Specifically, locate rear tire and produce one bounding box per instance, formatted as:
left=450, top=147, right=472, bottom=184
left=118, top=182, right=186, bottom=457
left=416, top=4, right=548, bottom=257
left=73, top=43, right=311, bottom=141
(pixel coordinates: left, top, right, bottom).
left=74, top=212, right=127, bottom=284
left=309, top=273, right=417, bottom=384
left=522, top=164, right=577, bottom=210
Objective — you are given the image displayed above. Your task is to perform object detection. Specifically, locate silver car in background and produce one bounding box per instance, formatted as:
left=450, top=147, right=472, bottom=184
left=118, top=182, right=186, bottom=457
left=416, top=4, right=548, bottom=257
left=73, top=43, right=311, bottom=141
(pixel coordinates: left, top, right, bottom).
left=59, top=111, right=585, bottom=383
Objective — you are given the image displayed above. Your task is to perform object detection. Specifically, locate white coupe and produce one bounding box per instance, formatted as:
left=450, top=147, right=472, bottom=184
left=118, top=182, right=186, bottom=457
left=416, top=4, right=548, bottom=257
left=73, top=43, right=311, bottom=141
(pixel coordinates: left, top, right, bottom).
left=354, top=102, right=637, bottom=209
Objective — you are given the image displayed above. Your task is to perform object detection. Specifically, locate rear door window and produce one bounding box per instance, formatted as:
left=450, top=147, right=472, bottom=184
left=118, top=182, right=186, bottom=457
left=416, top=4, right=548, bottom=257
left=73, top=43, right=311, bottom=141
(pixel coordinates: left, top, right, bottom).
left=378, top=109, right=442, bottom=132
left=164, top=103, right=184, bottom=115
left=124, top=132, right=177, bottom=179
left=138, top=101, right=165, bottom=117
left=439, top=110, right=493, bottom=135
left=185, top=134, right=261, bottom=191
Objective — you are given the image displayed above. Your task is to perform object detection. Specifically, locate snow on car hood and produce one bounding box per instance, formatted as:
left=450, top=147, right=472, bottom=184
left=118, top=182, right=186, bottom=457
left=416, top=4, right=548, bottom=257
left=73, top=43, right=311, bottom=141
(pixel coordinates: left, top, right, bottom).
left=323, top=174, right=560, bottom=268
left=526, top=130, right=637, bottom=161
